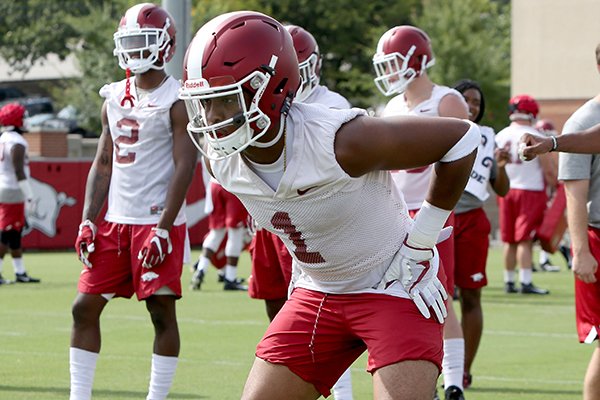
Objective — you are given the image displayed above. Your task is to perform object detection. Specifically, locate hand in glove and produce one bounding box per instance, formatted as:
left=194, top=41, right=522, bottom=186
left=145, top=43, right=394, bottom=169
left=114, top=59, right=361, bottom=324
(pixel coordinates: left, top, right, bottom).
left=75, top=220, right=97, bottom=268
left=137, top=227, right=172, bottom=269
left=380, top=236, right=448, bottom=323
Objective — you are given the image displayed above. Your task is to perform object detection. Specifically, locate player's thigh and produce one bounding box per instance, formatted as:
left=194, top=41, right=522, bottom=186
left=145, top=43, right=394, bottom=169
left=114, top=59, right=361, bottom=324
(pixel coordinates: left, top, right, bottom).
left=373, top=359, right=439, bottom=400
left=242, top=358, right=320, bottom=400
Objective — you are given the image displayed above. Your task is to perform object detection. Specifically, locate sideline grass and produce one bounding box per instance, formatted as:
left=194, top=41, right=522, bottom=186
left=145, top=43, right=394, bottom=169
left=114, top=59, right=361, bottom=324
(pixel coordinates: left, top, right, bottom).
left=0, top=247, right=589, bottom=399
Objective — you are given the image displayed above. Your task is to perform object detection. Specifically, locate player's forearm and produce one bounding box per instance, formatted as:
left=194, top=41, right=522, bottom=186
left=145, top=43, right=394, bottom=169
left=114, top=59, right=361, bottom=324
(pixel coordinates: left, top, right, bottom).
left=565, top=181, right=591, bottom=256
left=82, top=164, right=111, bottom=223
left=156, top=163, right=195, bottom=230
left=427, top=150, right=476, bottom=211
left=555, top=124, right=600, bottom=154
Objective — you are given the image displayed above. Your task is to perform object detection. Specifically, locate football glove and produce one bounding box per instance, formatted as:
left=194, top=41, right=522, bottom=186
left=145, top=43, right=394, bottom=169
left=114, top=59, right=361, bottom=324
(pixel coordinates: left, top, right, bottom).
left=380, top=236, right=448, bottom=323
left=138, top=227, right=172, bottom=269
left=75, top=220, right=97, bottom=268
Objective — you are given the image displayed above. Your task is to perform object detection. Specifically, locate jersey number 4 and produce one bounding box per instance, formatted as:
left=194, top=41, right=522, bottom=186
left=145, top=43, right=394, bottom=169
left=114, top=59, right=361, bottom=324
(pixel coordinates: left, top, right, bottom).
left=271, top=212, right=325, bottom=264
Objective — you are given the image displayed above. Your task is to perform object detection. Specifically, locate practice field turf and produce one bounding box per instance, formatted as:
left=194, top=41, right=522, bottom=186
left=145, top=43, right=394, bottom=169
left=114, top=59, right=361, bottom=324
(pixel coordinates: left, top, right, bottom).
left=0, top=246, right=589, bottom=399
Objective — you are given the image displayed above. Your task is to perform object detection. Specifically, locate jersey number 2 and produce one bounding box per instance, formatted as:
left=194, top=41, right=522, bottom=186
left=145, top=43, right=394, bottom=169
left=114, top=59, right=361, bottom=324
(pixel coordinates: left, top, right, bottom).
left=115, top=118, right=139, bottom=164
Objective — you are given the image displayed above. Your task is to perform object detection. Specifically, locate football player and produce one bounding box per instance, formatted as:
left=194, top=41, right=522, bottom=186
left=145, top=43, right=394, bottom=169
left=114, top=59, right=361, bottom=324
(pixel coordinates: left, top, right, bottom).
left=373, top=25, right=469, bottom=400
left=0, top=102, right=41, bottom=285
left=180, top=11, right=478, bottom=399
left=69, top=3, right=196, bottom=400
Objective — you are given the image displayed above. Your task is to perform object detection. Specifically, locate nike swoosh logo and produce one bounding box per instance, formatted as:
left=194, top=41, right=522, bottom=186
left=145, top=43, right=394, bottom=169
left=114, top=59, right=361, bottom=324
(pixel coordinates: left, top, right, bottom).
left=419, top=108, right=432, bottom=113
left=297, top=186, right=318, bottom=196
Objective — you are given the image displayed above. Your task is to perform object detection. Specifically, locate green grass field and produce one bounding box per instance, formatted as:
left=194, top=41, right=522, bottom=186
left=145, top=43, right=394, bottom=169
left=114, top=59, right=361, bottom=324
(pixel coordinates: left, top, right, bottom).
left=0, top=246, right=590, bottom=399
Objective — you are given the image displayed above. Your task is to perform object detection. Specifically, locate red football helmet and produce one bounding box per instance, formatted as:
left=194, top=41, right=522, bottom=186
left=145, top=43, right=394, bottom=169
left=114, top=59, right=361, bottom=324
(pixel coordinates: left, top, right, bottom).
left=285, top=25, right=321, bottom=102
left=509, top=94, right=539, bottom=121
left=180, top=11, right=300, bottom=160
left=0, top=102, right=26, bottom=128
left=373, top=25, right=435, bottom=96
left=535, top=119, right=557, bottom=136
left=113, top=3, right=176, bottom=74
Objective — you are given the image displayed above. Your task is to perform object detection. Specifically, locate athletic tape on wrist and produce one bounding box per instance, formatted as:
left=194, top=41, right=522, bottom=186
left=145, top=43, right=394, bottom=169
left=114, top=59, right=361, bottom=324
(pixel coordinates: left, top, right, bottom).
left=407, top=201, right=451, bottom=249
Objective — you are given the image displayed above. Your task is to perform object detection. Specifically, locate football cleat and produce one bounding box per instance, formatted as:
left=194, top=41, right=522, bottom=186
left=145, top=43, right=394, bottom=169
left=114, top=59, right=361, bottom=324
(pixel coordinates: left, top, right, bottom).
left=15, top=272, right=40, bottom=283
left=520, top=282, right=549, bottom=295
left=190, top=268, right=205, bottom=291
left=505, top=281, right=518, bottom=293
left=223, top=278, right=248, bottom=291
left=444, top=386, right=465, bottom=400
left=0, top=273, right=13, bottom=285
left=540, top=260, right=560, bottom=272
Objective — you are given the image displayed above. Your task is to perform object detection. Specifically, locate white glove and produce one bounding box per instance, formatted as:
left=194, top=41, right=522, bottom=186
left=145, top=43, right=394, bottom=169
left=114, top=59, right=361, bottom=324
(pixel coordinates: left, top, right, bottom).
left=137, top=227, right=173, bottom=268
left=379, top=237, right=448, bottom=323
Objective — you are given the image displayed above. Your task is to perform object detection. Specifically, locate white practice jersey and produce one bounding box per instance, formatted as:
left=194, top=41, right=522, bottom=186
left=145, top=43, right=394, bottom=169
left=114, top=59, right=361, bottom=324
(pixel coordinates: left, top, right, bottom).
left=0, top=130, right=29, bottom=203
left=495, top=123, right=545, bottom=191
left=209, top=103, right=413, bottom=296
left=99, top=76, right=186, bottom=225
left=304, top=85, right=352, bottom=109
left=382, top=85, right=466, bottom=210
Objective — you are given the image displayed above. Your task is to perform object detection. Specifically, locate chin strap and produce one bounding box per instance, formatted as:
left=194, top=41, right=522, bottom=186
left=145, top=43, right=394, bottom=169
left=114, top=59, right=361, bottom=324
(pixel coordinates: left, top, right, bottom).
left=121, top=68, right=136, bottom=107
left=251, top=119, right=285, bottom=149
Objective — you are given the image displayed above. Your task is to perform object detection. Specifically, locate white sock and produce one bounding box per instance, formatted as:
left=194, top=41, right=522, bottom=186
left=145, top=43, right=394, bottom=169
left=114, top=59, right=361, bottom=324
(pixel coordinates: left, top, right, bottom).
left=539, top=251, right=549, bottom=264
left=520, top=268, right=533, bottom=285
left=225, top=264, right=237, bottom=282
left=332, top=368, right=353, bottom=399
left=442, top=338, right=464, bottom=390
left=197, top=256, right=210, bottom=272
left=0, top=258, right=4, bottom=274
left=147, top=353, right=178, bottom=400
left=504, top=270, right=516, bottom=283
left=13, top=258, right=25, bottom=275
left=69, top=347, right=98, bottom=400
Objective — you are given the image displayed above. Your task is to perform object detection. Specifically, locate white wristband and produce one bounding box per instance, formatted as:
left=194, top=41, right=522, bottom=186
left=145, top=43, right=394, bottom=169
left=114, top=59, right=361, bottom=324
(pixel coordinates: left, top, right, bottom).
left=18, top=179, right=34, bottom=202
left=407, top=201, right=451, bottom=249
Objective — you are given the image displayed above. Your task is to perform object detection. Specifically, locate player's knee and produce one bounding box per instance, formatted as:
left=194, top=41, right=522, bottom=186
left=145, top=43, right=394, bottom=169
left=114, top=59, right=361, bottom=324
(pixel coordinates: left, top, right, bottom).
left=225, top=227, right=246, bottom=256
left=71, top=297, right=103, bottom=325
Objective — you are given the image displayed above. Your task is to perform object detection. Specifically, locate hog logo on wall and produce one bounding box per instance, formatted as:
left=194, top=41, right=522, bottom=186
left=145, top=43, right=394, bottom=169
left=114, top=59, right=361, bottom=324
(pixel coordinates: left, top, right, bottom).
left=23, top=177, right=76, bottom=237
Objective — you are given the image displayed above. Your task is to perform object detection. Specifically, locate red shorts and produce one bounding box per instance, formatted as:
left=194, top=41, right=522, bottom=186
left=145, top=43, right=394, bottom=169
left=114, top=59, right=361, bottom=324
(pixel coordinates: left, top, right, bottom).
left=256, top=288, right=443, bottom=397
left=209, top=182, right=248, bottom=229
left=575, top=226, right=600, bottom=343
left=0, top=202, right=25, bottom=231
left=454, top=208, right=490, bottom=289
left=77, top=221, right=186, bottom=300
left=498, top=189, right=547, bottom=243
left=410, top=209, right=455, bottom=292
left=248, top=229, right=293, bottom=300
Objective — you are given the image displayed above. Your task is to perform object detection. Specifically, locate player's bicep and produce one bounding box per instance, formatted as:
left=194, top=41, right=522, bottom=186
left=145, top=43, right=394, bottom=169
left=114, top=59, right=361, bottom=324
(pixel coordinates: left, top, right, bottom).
left=335, top=115, right=469, bottom=177
left=95, top=102, right=113, bottom=168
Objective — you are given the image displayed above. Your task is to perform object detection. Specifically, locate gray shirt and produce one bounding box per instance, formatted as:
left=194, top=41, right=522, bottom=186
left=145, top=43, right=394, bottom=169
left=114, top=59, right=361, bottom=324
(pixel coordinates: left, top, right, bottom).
left=558, top=99, right=600, bottom=228
left=455, top=158, right=498, bottom=214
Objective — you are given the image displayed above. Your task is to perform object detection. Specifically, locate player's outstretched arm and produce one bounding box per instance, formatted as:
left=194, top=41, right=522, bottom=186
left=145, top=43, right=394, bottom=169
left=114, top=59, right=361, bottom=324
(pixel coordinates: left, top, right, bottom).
left=335, top=115, right=477, bottom=210
left=521, top=122, right=600, bottom=160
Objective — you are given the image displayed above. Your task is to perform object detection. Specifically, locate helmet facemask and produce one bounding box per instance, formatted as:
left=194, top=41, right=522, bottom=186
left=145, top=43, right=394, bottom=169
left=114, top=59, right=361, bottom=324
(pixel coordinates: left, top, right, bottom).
left=180, top=61, right=278, bottom=161
left=373, top=45, right=434, bottom=96
left=114, top=19, right=172, bottom=74
left=295, top=53, right=320, bottom=102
